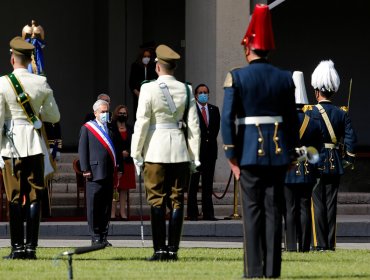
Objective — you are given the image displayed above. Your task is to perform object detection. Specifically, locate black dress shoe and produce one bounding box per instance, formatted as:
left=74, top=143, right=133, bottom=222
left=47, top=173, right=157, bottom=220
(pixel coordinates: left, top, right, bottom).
left=102, top=240, right=112, bottom=247
left=3, top=248, right=25, bottom=260
left=25, top=248, right=37, bottom=260
left=167, top=251, right=178, bottom=261
left=147, top=250, right=168, bottom=261
left=187, top=216, right=198, bottom=221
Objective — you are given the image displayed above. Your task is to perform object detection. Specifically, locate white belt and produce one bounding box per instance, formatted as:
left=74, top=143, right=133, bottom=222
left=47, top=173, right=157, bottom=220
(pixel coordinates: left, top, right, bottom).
left=237, top=116, right=282, bottom=125
left=324, top=143, right=338, bottom=149
left=5, top=119, right=32, bottom=126
left=149, top=123, right=181, bottom=130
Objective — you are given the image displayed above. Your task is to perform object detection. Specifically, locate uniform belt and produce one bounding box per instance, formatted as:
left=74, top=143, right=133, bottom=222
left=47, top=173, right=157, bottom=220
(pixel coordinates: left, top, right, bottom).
left=237, top=116, right=282, bottom=125
left=5, top=119, right=32, bottom=126
left=324, top=143, right=338, bottom=149
left=149, top=123, right=181, bottom=130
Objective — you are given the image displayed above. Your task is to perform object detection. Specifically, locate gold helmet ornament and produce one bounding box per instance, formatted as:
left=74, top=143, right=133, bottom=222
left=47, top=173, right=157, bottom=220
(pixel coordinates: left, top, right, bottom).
left=22, top=24, right=33, bottom=40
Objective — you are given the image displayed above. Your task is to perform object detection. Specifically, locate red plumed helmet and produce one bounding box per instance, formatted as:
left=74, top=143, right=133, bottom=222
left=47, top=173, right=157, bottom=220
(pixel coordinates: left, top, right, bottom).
left=241, top=4, right=275, bottom=51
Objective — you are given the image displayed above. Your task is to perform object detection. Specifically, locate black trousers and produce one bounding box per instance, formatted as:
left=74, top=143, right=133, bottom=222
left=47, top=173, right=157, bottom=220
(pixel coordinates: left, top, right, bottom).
left=240, top=165, right=286, bottom=279
left=312, top=174, right=340, bottom=250
left=187, top=159, right=216, bottom=219
left=283, top=183, right=315, bottom=252
left=86, top=178, right=113, bottom=240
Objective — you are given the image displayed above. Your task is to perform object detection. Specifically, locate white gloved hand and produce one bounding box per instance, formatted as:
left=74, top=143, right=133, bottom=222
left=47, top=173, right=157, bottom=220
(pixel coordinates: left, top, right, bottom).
left=190, top=160, right=201, bottom=173
left=133, top=158, right=144, bottom=176
left=55, top=151, right=61, bottom=162
left=0, top=156, right=4, bottom=169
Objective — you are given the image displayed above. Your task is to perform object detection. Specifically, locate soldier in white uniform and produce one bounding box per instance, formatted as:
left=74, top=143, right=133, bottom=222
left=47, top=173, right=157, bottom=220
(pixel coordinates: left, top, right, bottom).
left=0, top=37, right=60, bottom=259
left=131, top=44, right=200, bottom=261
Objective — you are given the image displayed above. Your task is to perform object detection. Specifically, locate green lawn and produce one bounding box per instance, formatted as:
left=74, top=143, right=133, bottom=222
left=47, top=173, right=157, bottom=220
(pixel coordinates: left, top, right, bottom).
left=1, top=247, right=370, bottom=279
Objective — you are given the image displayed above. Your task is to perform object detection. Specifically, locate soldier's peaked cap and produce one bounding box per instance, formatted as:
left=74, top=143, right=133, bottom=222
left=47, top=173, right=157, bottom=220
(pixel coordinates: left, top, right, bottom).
left=155, top=44, right=180, bottom=65
left=10, top=36, right=34, bottom=56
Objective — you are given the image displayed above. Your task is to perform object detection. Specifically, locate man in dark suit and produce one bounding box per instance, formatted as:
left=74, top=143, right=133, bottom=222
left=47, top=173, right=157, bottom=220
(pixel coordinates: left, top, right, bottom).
left=221, top=4, right=300, bottom=278
left=187, top=84, right=220, bottom=221
left=78, top=99, right=123, bottom=246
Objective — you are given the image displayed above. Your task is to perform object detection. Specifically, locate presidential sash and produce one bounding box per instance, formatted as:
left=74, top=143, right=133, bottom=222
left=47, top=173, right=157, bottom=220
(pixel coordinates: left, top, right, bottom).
left=84, top=121, right=117, bottom=166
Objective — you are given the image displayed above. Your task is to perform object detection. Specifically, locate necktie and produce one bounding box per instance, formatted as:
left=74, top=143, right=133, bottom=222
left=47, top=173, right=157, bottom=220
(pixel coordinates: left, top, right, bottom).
left=201, top=106, right=208, bottom=126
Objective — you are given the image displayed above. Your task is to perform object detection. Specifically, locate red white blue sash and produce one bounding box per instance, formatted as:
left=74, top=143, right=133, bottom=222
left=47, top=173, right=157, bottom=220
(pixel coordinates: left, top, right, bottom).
left=84, top=121, right=116, bottom=166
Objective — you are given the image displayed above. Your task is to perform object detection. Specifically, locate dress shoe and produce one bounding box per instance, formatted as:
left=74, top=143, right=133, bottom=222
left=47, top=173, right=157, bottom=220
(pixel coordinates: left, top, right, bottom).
left=187, top=216, right=198, bottom=221
left=147, top=250, right=168, bottom=261
left=25, top=248, right=37, bottom=260
left=101, top=238, right=112, bottom=247
left=167, top=251, right=178, bottom=261
left=3, top=248, right=25, bottom=260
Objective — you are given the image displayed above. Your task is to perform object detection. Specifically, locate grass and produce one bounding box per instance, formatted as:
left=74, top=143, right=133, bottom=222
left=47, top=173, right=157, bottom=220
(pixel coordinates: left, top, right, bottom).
left=1, top=247, right=370, bottom=279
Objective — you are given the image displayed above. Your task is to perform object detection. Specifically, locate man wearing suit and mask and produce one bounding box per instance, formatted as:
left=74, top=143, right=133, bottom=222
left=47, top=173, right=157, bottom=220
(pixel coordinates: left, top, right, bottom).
left=78, top=99, right=123, bottom=247
left=0, top=37, right=60, bottom=259
left=221, top=5, right=300, bottom=278
left=131, top=44, right=200, bottom=261
left=187, top=84, right=220, bottom=221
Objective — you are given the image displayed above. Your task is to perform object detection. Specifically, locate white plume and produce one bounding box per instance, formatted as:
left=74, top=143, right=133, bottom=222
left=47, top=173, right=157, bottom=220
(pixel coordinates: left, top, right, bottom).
left=311, top=60, right=340, bottom=92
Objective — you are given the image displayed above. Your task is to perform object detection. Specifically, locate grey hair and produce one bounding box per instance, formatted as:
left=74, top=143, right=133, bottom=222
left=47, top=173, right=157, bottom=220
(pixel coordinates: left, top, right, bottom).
left=97, top=93, right=110, bottom=102
left=93, top=99, right=109, bottom=112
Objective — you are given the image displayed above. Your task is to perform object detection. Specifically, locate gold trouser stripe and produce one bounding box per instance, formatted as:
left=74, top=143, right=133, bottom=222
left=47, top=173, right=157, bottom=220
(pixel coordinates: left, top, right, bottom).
left=311, top=197, right=318, bottom=247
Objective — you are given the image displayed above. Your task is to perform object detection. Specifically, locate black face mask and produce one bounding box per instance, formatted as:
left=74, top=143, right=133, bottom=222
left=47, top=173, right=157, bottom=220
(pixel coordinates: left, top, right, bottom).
left=117, top=115, right=127, bottom=122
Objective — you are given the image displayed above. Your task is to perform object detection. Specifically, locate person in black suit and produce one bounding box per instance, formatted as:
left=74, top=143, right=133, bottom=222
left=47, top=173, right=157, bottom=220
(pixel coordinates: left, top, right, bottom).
left=78, top=99, right=123, bottom=246
left=187, top=84, right=220, bottom=221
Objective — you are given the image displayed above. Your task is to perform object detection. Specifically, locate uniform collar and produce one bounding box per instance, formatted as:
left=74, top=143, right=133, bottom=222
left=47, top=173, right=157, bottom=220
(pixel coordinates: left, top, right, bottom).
left=157, top=75, right=176, bottom=82
left=12, top=68, right=29, bottom=74
left=249, top=58, right=268, bottom=65
left=318, top=100, right=332, bottom=104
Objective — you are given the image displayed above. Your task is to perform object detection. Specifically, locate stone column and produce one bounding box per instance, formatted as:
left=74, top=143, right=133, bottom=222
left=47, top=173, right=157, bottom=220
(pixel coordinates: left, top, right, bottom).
left=185, top=0, right=249, bottom=182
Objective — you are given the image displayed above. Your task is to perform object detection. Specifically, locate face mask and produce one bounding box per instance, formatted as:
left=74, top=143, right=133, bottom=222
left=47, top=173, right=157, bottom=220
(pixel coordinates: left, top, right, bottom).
left=142, top=57, right=150, bottom=65
left=198, top=93, right=209, bottom=104
left=117, top=115, right=127, bottom=123
left=100, top=112, right=109, bottom=124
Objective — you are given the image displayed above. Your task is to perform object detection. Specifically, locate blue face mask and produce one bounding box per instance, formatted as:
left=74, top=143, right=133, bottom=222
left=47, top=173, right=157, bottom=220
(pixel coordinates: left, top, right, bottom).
left=198, top=93, right=209, bottom=104
left=100, top=112, right=109, bottom=124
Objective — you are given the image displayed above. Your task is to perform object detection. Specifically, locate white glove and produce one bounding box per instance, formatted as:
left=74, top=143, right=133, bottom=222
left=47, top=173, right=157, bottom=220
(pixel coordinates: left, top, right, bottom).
left=55, top=151, right=61, bottom=162
left=190, top=160, right=201, bottom=173
left=0, top=156, right=4, bottom=169
left=133, top=158, right=144, bottom=176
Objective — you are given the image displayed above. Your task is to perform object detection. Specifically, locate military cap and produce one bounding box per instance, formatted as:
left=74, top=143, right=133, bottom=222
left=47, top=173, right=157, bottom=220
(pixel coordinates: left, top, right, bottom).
left=155, top=44, right=180, bottom=65
left=10, top=36, right=34, bottom=56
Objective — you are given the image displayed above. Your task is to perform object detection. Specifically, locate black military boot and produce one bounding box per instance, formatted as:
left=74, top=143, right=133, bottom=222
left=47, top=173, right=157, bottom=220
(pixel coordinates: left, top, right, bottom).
left=3, top=202, right=25, bottom=260
left=25, top=201, right=41, bottom=260
left=167, top=207, right=184, bottom=261
left=148, top=206, right=167, bottom=261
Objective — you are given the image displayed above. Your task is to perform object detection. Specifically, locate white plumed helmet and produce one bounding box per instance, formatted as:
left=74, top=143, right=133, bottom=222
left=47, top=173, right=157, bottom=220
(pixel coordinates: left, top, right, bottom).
left=311, top=60, right=340, bottom=93
left=292, top=71, right=308, bottom=105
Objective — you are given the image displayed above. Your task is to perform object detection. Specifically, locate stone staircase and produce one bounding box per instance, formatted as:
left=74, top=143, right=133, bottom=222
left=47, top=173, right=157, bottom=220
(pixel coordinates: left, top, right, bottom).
left=49, top=153, right=370, bottom=220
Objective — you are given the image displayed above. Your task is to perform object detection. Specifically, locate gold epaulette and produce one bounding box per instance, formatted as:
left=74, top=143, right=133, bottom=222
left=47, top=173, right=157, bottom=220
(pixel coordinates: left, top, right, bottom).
left=302, top=105, right=314, bottom=112
left=340, top=106, right=349, bottom=112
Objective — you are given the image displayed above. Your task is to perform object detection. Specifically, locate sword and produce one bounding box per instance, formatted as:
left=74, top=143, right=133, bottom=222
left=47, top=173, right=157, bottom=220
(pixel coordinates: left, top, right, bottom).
left=269, top=0, right=287, bottom=10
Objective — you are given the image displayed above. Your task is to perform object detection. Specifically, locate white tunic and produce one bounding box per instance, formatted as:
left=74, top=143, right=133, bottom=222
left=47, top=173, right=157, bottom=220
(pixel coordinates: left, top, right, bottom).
left=131, top=75, right=200, bottom=163
left=0, top=68, right=60, bottom=158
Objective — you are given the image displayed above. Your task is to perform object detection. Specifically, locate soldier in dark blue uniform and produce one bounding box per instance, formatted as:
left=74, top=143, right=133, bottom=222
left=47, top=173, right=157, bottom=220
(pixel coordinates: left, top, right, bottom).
left=283, top=71, right=322, bottom=252
left=221, top=4, right=300, bottom=278
left=307, top=60, right=356, bottom=251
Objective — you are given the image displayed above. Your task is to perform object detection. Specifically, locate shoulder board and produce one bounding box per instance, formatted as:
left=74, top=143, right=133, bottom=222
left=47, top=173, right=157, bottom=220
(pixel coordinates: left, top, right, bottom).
left=302, top=105, right=314, bottom=112
left=340, top=106, right=349, bottom=112
left=141, top=79, right=155, bottom=85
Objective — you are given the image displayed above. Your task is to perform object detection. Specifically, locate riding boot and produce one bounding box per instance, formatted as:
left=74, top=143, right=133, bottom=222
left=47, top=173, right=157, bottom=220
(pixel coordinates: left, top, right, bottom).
left=148, top=206, right=167, bottom=261
left=3, top=202, right=25, bottom=259
left=25, top=201, right=41, bottom=259
left=167, top=207, right=184, bottom=261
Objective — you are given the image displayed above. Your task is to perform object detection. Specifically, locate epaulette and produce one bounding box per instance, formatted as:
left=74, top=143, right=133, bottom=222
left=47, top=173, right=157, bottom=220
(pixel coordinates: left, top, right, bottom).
left=302, top=105, right=314, bottom=112
left=141, top=79, right=155, bottom=85
left=223, top=67, right=242, bottom=88
left=340, top=105, right=349, bottom=112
